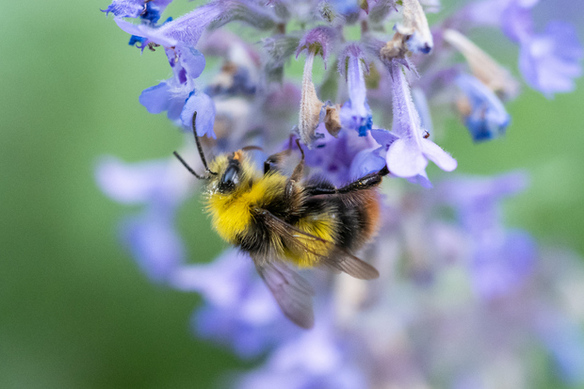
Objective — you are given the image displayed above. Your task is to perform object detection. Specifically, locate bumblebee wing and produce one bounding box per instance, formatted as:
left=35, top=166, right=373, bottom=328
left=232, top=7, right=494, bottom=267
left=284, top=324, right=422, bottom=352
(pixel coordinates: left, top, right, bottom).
left=318, top=248, right=379, bottom=280
left=253, top=257, right=315, bottom=329
left=258, top=209, right=380, bottom=280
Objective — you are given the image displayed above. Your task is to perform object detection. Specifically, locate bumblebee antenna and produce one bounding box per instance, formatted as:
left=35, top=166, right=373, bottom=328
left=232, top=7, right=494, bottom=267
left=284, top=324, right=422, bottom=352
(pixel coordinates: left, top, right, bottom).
left=173, top=151, right=207, bottom=180
left=191, top=112, right=217, bottom=176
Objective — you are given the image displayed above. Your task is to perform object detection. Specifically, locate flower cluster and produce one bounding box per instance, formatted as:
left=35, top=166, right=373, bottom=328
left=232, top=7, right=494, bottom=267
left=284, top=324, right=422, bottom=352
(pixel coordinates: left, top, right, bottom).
left=99, top=0, right=583, bottom=387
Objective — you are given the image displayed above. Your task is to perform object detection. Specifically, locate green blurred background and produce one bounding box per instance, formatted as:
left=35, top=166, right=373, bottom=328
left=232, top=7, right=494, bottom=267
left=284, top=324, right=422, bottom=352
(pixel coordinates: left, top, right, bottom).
left=1, top=1, right=583, bottom=388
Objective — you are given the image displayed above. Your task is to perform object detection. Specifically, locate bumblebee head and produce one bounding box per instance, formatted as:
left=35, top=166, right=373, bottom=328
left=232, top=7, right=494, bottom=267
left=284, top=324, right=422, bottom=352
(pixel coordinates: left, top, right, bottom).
left=173, top=112, right=259, bottom=194
left=215, top=151, right=244, bottom=194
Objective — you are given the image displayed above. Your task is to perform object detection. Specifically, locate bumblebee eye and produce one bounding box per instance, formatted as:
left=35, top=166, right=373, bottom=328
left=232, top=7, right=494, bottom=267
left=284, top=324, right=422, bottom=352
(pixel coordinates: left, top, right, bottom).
left=219, top=165, right=240, bottom=192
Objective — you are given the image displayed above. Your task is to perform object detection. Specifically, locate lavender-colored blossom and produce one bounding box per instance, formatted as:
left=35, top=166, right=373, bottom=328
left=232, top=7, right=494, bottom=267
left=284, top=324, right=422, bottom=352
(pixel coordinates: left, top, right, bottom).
left=338, top=44, right=373, bottom=136
left=440, top=172, right=534, bottom=298
left=138, top=44, right=217, bottom=136
left=384, top=60, right=456, bottom=183
left=464, top=0, right=582, bottom=97
left=180, top=90, right=216, bottom=137
left=114, top=1, right=227, bottom=48
left=237, top=320, right=367, bottom=389
left=296, top=26, right=338, bottom=65
left=170, top=249, right=298, bottom=357
left=536, top=313, right=584, bottom=384
left=455, top=74, right=511, bottom=142
left=304, top=126, right=380, bottom=185
left=500, top=0, right=535, bottom=43
left=122, top=211, right=184, bottom=283
left=96, top=156, right=192, bottom=282
left=103, top=0, right=173, bottom=19
left=519, top=21, right=583, bottom=97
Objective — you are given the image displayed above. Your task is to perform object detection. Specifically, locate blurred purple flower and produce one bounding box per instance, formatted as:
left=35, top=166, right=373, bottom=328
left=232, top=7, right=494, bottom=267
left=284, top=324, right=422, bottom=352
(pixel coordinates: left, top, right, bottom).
left=440, top=172, right=535, bottom=299
left=536, top=313, right=584, bottom=384
left=122, top=211, right=184, bottom=283
left=170, top=249, right=298, bottom=357
left=466, top=0, right=582, bottom=97
left=456, top=74, right=511, bottom=142
left=96, top=156, right=192, bottom=282
left=519, top=21, right=583, bottom=97
left=237, top=320, right=367, bottom=389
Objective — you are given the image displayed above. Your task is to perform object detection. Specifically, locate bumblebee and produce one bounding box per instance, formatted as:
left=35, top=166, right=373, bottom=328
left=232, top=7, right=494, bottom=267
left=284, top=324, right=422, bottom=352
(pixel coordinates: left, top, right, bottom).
left=174, top=112, right=388, bottom=328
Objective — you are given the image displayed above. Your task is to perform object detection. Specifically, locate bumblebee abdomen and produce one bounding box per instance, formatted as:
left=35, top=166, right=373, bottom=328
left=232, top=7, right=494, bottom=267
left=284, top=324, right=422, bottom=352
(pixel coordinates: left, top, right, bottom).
left=285, top=209, right=338, bottom=268
left=334, top=189, right=381, bottom=250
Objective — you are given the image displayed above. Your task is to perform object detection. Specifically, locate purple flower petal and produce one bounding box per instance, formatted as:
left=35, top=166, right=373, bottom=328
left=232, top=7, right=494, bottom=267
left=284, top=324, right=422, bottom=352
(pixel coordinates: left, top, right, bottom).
left=96, top=156, right=168, bottom=204
left=350, top=147, right=386, bottom=179
left=114, top=1, right=227, bottom=48
left=386, top=138, right=427, bottom=177
left=386, top=60, right=456, bottom=180
left=501, top=1, right=534, bottom=43
left=170, top=249, right=298, bottom=357
left=139, top=81, right=172, bottom=114
left=176, top=46, right=206, bottom=80
left=519, top=21, right=583, bottom=97
left=339, top=44, right=372, bottom=136
left=421, top=138, right=457, bottom=172
left=114, top=17, right=176, bottom=47
left=103, top=0, right=144, bottom=18
left=471, top=230, right=536, bottom=299
left=122, top=212, right=184, bottom=283
left=296, top=26, right=338, bottom=64
left=180, top=91, right=216, bottom=138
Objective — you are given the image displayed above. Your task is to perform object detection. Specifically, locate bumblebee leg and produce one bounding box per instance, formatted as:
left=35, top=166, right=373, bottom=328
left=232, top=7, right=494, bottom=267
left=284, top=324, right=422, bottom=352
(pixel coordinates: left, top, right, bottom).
left=264, top=150, right=290, bottom=174
left=305, top=166, right=389, bottom=195
left=263, top=136, right=296, bottom=175
left=284, top=140, right=306, bottom=199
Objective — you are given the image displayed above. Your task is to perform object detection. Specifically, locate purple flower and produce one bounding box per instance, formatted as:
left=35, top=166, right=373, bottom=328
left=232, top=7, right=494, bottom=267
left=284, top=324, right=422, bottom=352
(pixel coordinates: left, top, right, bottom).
left=536, top=312, right=584, bottom=384
left=180, top=90, right=216, bottom=137
left=519, top=21, right=583, bottom=97
left=439, top=172, right=535, bottom=299
left=500, top=0, right=536, bottom=43
left=465, top=0, right=582, bottom=97
left=455, top=74, right=511, bottom=142
left=103, top=0, right=173, bottom=19
left=338, top=44, right=373, bottom=136
left=296, top=26, right=339, bottom=66
left=114, top=0, right=227, bottom=48
left=169, top=249, right=298, bottom=357
left=384, top=60, right=456, bottom=184
left=139, top=46, right=216, bottom=135
left=96, top=156, right=193, bottom=282
left=122, top=211, right=184, bottom=283
left=470, top=230, right=536, bottom=299
left=237, top=320, right=367, bottom=389
left=304, top=126, right=380, bottom=185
